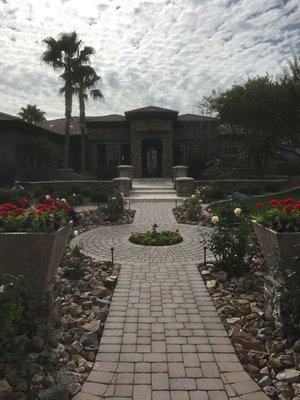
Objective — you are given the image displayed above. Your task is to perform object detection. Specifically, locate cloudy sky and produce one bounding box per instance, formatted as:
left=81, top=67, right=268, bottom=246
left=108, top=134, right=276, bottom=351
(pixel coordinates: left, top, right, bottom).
left=0, top=0, right=299, bottom=119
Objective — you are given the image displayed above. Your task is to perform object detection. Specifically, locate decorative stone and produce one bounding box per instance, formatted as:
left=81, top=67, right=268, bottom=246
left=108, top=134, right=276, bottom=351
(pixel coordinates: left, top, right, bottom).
left=82, top=320, right=101, bottom=332
left=38, top=386, right=69, bottom=400
left=276, top=369, right=300, bottom=383
left=79, top=332, right=98, bottom=349
left=0, top=379, right=12, bottom=399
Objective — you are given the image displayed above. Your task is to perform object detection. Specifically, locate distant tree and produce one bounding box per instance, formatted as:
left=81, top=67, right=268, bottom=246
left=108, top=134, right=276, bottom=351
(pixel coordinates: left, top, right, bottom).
left=71, top=63, right=103, bottom=173
left=41, top=32, right=93, bottom=169
left=203, top=56, right=300, bottom=176
left=18, top=104, right=46, bottom=124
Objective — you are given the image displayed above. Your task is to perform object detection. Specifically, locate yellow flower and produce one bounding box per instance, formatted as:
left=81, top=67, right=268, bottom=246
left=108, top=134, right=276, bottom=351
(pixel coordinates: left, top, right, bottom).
left=234, top=207, right=242, bottom=216
left=211, top=215, right=219, bottom=224
left=61, top=198, right=66, bottom=203
left=45, top=195, right=51, bottom=200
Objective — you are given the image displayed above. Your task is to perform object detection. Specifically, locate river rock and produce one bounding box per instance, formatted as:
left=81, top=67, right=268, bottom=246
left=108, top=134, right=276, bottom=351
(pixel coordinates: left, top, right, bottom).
left=0, top=379, right=12, bottom=399
left=79, top=331, right=98, bottom=349
left=276, top=369, right=300, bottom=383
left=82, top=320, right=101, bottom=332
left=38, top=386, right=69, bottom=400
left=232, top=330, right=265, bottom=351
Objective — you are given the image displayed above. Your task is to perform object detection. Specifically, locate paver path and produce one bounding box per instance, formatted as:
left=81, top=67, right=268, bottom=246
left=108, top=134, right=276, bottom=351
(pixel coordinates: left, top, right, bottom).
left=72, top=202, right=268, bottom=400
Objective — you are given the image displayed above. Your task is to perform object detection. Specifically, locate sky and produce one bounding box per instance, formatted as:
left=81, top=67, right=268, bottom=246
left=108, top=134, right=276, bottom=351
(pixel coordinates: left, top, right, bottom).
left=0, top=0, right=299, bottom=120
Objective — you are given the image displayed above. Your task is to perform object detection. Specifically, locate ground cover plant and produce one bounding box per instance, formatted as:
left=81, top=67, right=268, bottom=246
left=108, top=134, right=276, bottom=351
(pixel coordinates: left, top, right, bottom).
left=129, top=224, right=183, bottom=246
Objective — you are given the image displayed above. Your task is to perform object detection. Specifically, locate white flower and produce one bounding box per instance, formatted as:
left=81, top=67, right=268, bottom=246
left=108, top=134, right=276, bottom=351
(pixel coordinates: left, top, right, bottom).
left=73, top=193, right=76, bottom=197
left=61, top=198, right=66, bottom=203
left=234, top=208, right=242, bottom=216
left=73, top=230, right=79, bottom=237
left=198, top=199, right=203, bottom=204
left=120, top=192, right=124, bottom=197
left=191, top=194, right=195, bottom=199
left=211, top=215, right=219, bottom=224
left=45, top=195, right=51, bottom=200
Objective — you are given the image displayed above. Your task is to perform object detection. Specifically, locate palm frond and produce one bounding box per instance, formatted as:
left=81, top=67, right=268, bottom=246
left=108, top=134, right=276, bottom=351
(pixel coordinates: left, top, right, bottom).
left=90, top=89, right=104, bottom=100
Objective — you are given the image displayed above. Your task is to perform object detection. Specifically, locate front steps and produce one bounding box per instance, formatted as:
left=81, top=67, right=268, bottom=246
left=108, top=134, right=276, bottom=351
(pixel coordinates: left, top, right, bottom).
left=127, top=178, right=184, bottom=202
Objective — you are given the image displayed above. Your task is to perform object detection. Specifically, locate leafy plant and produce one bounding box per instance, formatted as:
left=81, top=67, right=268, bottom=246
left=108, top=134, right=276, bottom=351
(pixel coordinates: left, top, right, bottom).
left=91, top=191, right=108, bottom=203
left=130, top=225, right=183, bottom=246
left=202, top=203, right=256, bottom=275
left=104, top=192, right=127, bottom=222
left=198, top=184, right=225, bottom=202
left=253, top=198, right=300, bottom=232
left=183, top=188, right=203, bottom=221
left=62, top=245, right=90, bottom=280
left=0, top=274, right=24, bottom=338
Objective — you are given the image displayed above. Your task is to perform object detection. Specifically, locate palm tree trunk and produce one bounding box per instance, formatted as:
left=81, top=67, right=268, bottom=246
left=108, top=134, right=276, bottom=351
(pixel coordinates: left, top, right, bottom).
left=64, top=84, right=72, bottom=168
left=79, top=88, right=86, bottom=174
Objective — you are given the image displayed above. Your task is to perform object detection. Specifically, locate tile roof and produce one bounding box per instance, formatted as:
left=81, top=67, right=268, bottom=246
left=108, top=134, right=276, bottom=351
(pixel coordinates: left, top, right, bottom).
left=0, top=111, right=19, bottom=121
left=38, top=117, right=81, bottom=135
left=125, top=106, right=178, bottom=114
left=177, top=113, right=217, bottom=121
left=86, top=114, right=126, bottom=122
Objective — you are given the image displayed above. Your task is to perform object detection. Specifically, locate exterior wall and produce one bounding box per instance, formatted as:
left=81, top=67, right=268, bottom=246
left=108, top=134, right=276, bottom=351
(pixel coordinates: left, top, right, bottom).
left=130, top=118, right=173, bottom=178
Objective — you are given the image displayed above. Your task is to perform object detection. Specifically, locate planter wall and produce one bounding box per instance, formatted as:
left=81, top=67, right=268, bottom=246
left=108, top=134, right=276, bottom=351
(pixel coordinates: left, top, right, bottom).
left=0, top=223, right=71, bottom=288
left=252, top=221, right=300, bottom=269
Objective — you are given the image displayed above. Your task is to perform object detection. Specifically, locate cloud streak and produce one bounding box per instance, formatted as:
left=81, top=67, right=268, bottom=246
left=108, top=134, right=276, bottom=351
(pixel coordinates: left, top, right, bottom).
left=0, top=0, right=299, bottom=119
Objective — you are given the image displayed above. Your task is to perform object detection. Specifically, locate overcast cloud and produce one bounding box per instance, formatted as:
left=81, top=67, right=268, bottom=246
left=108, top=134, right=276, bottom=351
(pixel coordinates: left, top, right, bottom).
left=0, top=0, right=299, bottom=119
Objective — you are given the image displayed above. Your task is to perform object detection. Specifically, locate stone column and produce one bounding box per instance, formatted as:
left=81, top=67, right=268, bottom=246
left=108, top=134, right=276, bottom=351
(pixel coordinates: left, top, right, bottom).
left=113, top=177, right=132, bottom=196
left=175, top=177, right=194, bottom=197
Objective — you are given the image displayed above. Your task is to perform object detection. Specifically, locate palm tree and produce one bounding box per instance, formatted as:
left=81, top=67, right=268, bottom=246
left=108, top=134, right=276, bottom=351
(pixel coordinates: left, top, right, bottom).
left=18, top=104, right=46, bottom=124
left=71, top=61, right=103, bottom=173
left=41, top=32, right=83, bottom=168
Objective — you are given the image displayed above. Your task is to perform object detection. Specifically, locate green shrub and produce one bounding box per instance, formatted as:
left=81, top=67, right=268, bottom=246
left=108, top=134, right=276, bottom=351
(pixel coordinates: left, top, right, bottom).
left=198, top=184, right=225, bottom=202
left=0, top=189, right=31, bottom=204
left=91, top=191, right=108, bottom=203
left=62, top=245, right=90, bottom=280
left=202, top=203, right=256, bottom=276
left=0, top=274, right=24, bottom=338
left=80, top=187, right=92, bottom=198
left=67, top=193, right=84, bottom=206
left=104, top=192, right=127, bottom=221
left=264, top=182, right=280, bottom=193
left=130, top=229, right=183, bottom=246
left=184, top=188, right=203, bottom=221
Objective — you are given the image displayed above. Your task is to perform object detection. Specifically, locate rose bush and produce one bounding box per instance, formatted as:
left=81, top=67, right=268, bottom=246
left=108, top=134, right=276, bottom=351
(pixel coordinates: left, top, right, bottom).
left=0, top=196, right=77, bottom=233
left=253, top=198, right=300, bottom=232
left=183, top=188, right=203, bottom=221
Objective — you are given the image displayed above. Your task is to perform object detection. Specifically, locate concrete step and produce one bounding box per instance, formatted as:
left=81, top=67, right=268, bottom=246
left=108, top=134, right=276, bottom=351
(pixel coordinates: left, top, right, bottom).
left=131, top=186, right=174, bottom=191
left=127, top=196, right=184, bottom=203
left=130, top=193, right=177, bottom=198
left=130, top=189, right=176, bottom=194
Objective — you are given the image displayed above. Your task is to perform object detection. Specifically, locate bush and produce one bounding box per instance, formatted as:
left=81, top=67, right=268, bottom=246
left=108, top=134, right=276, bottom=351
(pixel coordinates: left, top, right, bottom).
left=130, top=228, right=183, bottom=246
left=264, top=182, right=280, bottom=193
left=34, top=185, right=56, bottom=199
left=80, top=187, right=92, bottom=198
left=91, top=191, right=108, bottom=203
left=104, top=192, right=127, bottom=221
left=183, top=189, right=203, bottom=221
left=0, top=274, right=24, bottom=338
left=67, top=193, right=84, bottom=206
left=0, top=189, right=31, bottom=204
left=198, top=184, right=225, bottom=202
left=202, top=203, right=256, bottom=276
left=61, top=245, right=90, bottom=280
left=187, top=151, right=210, bottom=179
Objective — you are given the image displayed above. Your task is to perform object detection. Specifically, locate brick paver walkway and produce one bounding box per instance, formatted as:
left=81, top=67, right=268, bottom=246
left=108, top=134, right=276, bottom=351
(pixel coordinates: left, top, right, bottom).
left=72, top=202, right=268, bottom=400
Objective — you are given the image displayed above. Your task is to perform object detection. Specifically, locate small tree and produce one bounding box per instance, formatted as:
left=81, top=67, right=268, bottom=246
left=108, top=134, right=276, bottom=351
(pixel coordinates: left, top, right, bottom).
left=18, top=105, right=46, bottom=124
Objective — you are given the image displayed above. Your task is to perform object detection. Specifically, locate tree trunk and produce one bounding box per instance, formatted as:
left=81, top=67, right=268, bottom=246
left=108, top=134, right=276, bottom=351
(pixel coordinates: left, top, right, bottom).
left=64, top=83, right=72, bottom=169
left=79, top=88, right=86, bottom=174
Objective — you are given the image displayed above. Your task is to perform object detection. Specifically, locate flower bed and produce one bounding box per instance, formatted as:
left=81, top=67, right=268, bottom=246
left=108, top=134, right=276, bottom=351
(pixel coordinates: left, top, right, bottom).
left=0, top=196, right=77, bottom=232
left=129, top=226, right=183, bottom=246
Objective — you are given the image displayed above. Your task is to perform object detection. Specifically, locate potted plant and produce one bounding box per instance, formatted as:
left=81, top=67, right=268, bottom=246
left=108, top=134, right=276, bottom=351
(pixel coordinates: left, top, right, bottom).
left=251, top=198, right=300, bottom=268
left=0, top=196, right=77, bottom=288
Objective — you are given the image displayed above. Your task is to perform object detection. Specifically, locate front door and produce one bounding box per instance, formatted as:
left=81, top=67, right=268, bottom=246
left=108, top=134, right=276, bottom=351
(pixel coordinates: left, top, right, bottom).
left=142, top=139, right=162, bottom=177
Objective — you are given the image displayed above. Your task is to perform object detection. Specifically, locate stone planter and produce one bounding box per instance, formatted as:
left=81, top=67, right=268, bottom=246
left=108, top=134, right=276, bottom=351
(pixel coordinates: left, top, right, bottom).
left=117, top=165, right=133, bottom=178
left=175, top=177, right=194, bottom=197
left=113, top=177, right=132, bottom=196
left=0, top=223, right=72, bottom=288
left=251, top=220, right=300, bottom=269
left=173, top=165, right=189, bottom=182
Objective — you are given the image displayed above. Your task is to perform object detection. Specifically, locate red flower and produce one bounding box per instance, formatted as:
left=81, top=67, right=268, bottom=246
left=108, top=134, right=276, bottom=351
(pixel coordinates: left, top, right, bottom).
left=18, top=197, right=29, bottom=208
left=255, top=201, right=264, bottom=209
left=284, top=205, right=293, bottom=213
left=269, top=199, right=281, bottom=207
left=283, top=198, right=293, bottom=205
left=295, top=201, right=300, bottom=210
